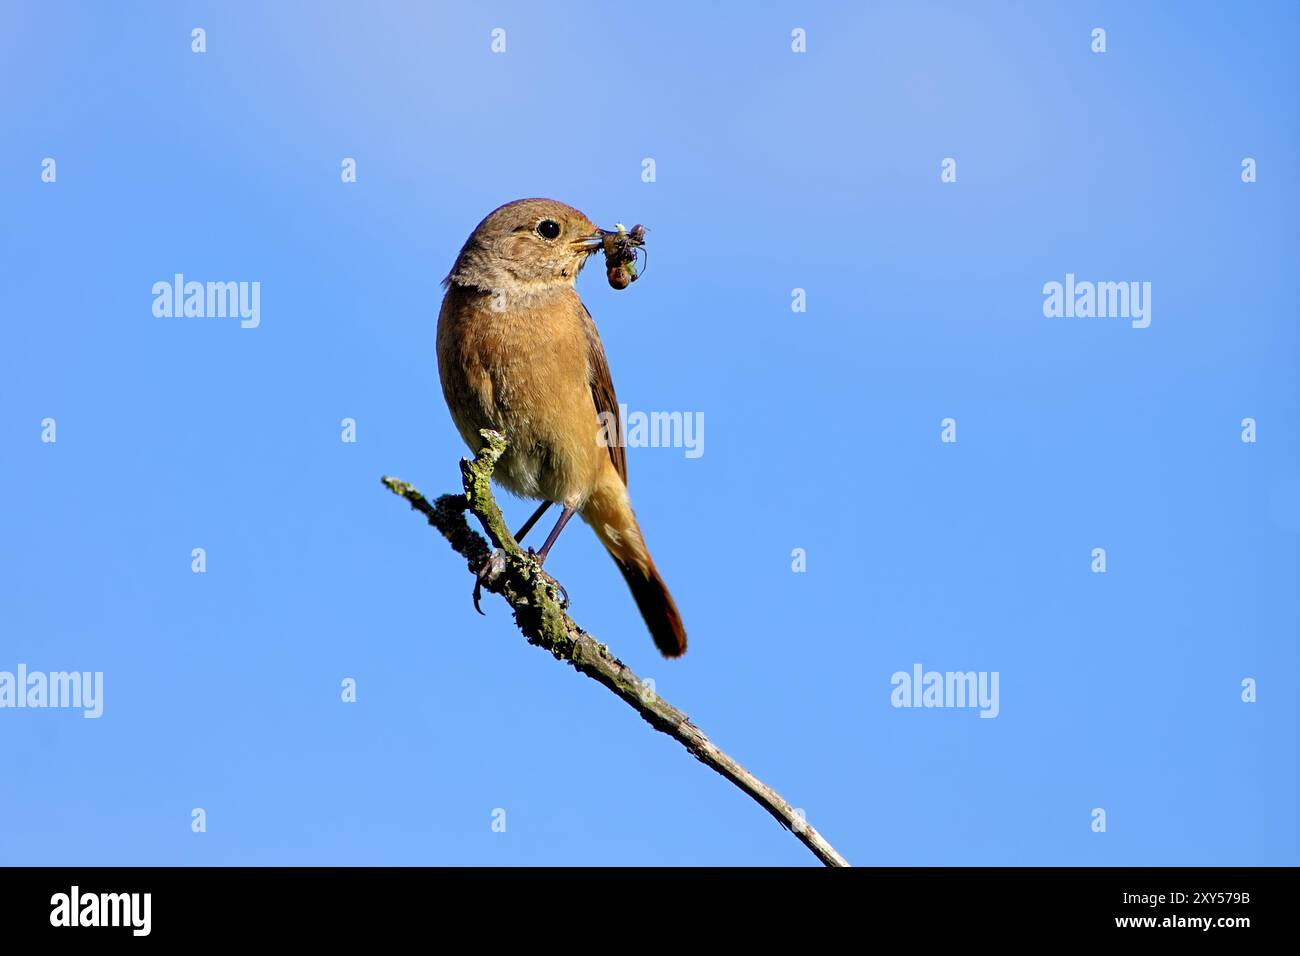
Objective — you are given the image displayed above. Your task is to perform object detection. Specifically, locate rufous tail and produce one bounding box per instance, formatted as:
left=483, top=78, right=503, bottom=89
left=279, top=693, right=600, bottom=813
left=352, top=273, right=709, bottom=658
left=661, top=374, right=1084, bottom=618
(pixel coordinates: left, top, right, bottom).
left=582, top=477, right=687, bottom=658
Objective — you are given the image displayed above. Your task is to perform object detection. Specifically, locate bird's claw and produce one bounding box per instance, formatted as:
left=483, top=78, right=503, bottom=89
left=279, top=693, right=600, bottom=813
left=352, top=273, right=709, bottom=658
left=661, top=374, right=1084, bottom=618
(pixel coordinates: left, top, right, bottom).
left=472, top=549, right=569, bottom=613
left=472, top=550, right=507, bottom=614
left=525, top=548, right=569, bottom=608
left=544, top=573, right=569, bottom=609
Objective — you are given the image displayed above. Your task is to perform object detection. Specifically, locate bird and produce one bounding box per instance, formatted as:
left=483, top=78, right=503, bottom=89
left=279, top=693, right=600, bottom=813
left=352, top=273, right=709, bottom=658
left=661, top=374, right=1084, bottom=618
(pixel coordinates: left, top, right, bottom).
left=436, top=198, right=687, bottom=657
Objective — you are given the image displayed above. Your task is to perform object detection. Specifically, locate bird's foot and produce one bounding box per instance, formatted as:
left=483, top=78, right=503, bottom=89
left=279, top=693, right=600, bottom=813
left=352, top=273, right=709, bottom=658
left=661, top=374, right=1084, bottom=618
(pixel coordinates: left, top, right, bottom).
left=472, top=549, right=569, bottom=612
left=526, top=549, right=569, bottom=608
left=472, top=550, right=508, bottom=614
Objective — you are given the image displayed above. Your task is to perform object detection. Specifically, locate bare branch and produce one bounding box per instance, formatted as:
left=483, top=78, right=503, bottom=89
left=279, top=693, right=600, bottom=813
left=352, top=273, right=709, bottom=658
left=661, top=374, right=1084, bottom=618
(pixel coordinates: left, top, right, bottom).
left=382, top=429, right=850, bottom=867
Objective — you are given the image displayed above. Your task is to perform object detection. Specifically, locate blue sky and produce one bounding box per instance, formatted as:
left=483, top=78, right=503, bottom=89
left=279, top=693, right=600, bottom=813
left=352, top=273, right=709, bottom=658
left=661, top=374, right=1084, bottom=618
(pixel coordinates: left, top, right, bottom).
left=1, top=1, right=1296, bottom=866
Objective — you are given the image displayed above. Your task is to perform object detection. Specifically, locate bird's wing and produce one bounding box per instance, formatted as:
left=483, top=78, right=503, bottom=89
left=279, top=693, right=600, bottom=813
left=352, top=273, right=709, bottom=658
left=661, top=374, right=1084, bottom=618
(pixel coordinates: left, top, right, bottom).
left=580, top=302, right=627, bottom=485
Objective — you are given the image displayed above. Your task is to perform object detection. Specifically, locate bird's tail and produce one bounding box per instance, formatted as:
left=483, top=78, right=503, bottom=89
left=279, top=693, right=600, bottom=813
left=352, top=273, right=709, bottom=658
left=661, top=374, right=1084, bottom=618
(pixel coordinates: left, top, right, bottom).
left=582, top=476, right=687, bottom=658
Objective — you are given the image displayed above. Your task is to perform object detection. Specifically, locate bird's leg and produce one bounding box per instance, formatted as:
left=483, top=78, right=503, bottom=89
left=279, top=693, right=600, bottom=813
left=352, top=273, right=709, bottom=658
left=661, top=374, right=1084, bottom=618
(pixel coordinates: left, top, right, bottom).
left=533, top=506, right=577, bottom=566
left=472, top=501, right=556, bottom=614
left=513, top=501, right=553, bottom=545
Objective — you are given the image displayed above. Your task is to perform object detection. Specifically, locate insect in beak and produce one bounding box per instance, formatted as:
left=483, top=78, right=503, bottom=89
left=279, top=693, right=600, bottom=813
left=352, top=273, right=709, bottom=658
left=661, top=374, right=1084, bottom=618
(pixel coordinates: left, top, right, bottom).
left=598, top=224, right=647, bottom=290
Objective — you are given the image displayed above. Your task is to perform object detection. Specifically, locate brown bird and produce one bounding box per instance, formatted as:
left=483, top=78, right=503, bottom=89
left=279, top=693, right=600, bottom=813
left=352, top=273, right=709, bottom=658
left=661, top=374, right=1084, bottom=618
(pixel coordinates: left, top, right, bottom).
left=436, top=198, right=687, bottom=657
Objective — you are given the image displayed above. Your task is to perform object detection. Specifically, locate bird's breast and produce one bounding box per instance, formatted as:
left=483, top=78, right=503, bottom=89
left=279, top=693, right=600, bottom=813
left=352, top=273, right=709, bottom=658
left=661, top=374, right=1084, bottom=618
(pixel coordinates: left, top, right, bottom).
left=437, top=287, right=604, bottom=505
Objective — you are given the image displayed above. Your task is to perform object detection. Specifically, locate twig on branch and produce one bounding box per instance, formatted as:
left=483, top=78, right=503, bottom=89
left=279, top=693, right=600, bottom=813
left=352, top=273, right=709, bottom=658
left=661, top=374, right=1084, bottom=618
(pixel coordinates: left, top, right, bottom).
left=382, top=429, right=850, bottom=868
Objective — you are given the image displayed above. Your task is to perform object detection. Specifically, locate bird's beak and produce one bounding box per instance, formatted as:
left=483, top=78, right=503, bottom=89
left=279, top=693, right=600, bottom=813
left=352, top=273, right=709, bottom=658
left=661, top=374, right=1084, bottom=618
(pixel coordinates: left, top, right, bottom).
left=570, top=231, right=607, bottom=255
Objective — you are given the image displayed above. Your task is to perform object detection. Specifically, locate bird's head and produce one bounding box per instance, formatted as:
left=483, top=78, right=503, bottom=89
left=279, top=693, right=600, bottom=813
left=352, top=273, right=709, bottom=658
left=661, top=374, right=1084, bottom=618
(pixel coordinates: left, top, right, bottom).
left=444, top=198, right=606, bottom=297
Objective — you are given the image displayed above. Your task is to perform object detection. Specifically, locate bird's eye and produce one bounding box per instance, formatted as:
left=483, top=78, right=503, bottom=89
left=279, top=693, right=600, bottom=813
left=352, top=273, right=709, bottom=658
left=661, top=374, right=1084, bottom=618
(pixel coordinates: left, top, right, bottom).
left=536, top=219, right=561, bottom=240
